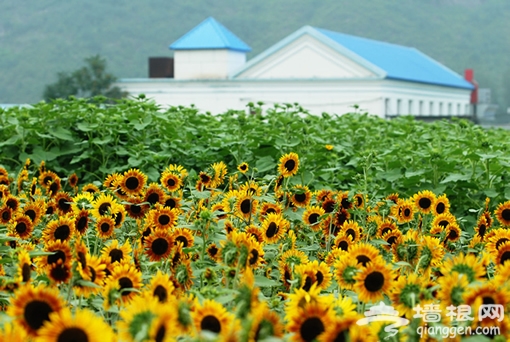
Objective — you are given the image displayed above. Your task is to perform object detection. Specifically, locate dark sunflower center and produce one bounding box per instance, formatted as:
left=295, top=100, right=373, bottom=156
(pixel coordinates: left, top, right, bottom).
left=152, top=238, right=169, bottom=255
left=24, top=300, right=53, bottom=330
left=208, top=246, right=218, bottom=256
left=201, top=315, right=221, bottom=333
left=200, top=174, right=210, bottom=183
left=356, top=196, right=363, bottom=207
left=43, top=176, right=53, bottom=185
left=153, top=285, right=168, bottom=303
left=333, top=330, right=347, bottom=342
left=125, top=176, right=139, bottom=190
left=300, top=317, right=324, bottom=342
left=478, top=224, right=486, bottom=237
left=364, top=271, right=385, bottom=292
left=46, top=206, right=54, bottom=215
left=436, top=202, right=445, bottom=214
left=302, top=276, right=313, bottom=291
left=77, top=216, right=88, bottom=232
left=22, top=263, right=31, bottom=282
left=338, top=240, right=349, bottom=251
left=266, top=208, right=276, bottom=215
left=101, top=222, right=111, bottom=233
left=448, top=229, right=458, bottom=240
left=158, top=214, right=170, bottom=226
left=502, top=209, right=510, bottom=221
left=155, top=325, right=166, bottom=342
left=240, top=165, right=247, bottom=171
left=6, top=198, right=18, bottom=210
left=176, top=236, right=188, bottom=247
left=2, top=209, right=11, bottom=221
left=345, top=229, right=356, bottom=240
left=54, top=225, right=70, bottom=241
left=98, top=203, right=111, bottom=216
left=381, top=227, right=392, bottom=236
left=57, top=327, right=89, bottom=342
left=147, top=193, right=160, bottom=205
left=50, top=263, right=69, bottom=281
left=341, top=198, right=351, bottom=209
left=418, top=197, right=432, bottom=209
left=483, top=296, right=496, bottom=305
left=15, top=221, right=27, bottom=235
left=58, top=198, right=71, bottom=212
left=316, top=271, right=324, bottom=285
left=323, top=200, right=335, bottom=213
left=167, top=178, right=176, bottom=187
left=49, top=182, right=59, bottom=194
left=25, top=209, right=36, bottom=221
left=387, top=236, right=397, bottom=245
left=109, top=249, right=123, bottom=263
left=240, top=199, right=251, bottom=214
left=118, top=277, right=134, bottom=296
left=48, top=250, right=66, bottom=265
left=496, top=238, right=509, bottom=250
left=403, top=208, right=411, bottom=217
left=308, top=213, right=319, bottom=224
left=165, top=198, right=176, bottom=208
left=294, top=193, right=306, bottom=203
left=130, top=204, right=142, bottom=214
left=249, top=249, right=259, bottom=265
left=356, top=255, right=371, bottom=267
left=266, top=222, right=278, bottom=238
left=78, top=251, right=87, bottom=269
left=88, top=266, right=97, bottom=282
left=500, top=251, right=510, bottom=265
left=284, top=159, right=296, bottom=172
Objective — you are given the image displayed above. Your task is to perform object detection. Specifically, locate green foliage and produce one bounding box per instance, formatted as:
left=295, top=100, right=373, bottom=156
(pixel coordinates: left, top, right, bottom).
left=43, top=55, right=127, bottom=101
left=2, top=98, right=510, bottom=227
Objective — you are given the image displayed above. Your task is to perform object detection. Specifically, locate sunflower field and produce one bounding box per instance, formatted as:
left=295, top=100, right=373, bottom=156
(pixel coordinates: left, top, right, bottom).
left=1, top=97, right=510, bottom=341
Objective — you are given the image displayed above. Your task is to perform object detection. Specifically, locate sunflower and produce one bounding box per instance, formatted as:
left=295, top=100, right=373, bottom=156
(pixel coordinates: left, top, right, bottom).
left=46, top=258, right=72, bottom=284
left=38, top=240, right=72, bottom=270
left=91, top=193, right=117, bottom=218
left=207, top=243, right=221, bottom=261
left=486, top=228, right=510, bottom=255
left=123, top=196, right=148, bottom=220
left=160, top=171, right=182, bottom=192
left=95, top=216, right=115, bottom=239
left=291, top=185, right=312, bottom=208
left=333, top=257, right=359, bottom=290
left=0, top=322, right=28, bottom=341
left=260, top=213, right=288, bottom=244
left=45, top=200, right=57, bottom=216
left=433, top=194, right=450, bottom=215
left=475, top=214, right=490, bottom=240
left=172, top=228, right=194, bottom=248
left=144, top=183, right=166, bottom=206
left=332, top=234, right=352, bottom=253
left=8, top=284, right=65, bottom=336
left=150, top=206, right=178, bottom=230
left=192, top=299, right=235, bottom=337
left=4, top=194, right=20, bottom=212
left=148, top=304, right=181, bottom=342
left=392, top=230, right=421, bottom=265
left=417, top=235, right=444, bottom=271
left=104, top=263, right=142, bottom=307
left=353, top=193, right=366, bottom=209
left=412, top=190, right=436, bottom=214
left=286, top=301, right=334, bottom=342
left=440, top=253, right=485, bottom=283
left=245, top=225, right=263, bottom=243
left=494, top=240, right=510, bottom=266
left=376, top=219, right=397, bottom=238
left=9, top=214, right=34, bottom=240
left=353, top=259, right=394, bottom=303
left=146, top=270, right=175, bottom=303
left=295, top=260, right=332, bottom=291
left=43, top=215, right=75, bottom=243
left=164, top=196, right=181, bottom=210
left=118, top=169, right=147, bottom=196
left=67, top=173, right=78, bottom=189
left=445, top=222, right=462, bottom=243
left=16, top=249, right=32, bottom=284
left=390, top=273, right=428, bottom=319
left=81, top=183, right=100, bottom=194
left=240, top=180, right=262, bottom=196
left=340, top=220, right=363, bottom=242
left=348, top=242, right=382, bottom=267
left=431, top=212, right=457, bottom=231
left=436, top=272, right=469, bottom=307
left=302, top=206, right=325, bottom=231
left=38, top=170, right=59, bottom=188
left=278, top=152, right=299, bottom=178
left=237, top=162, right=249, bottom=174
left=235, top=192, right=258, bottom=221
left=259, top=202, right=282, bottom=220
left=495, top=200, right=510, bottom=227
left=393, top=199, right=415, bottom=224
left=0, top=205, right=12, bottom=224
left=75, top=255, right=106, bottom=297
left=73, top=209, right=90, bottom=235
left=101, top=240, right=132, bottom=266
left=144, top=230, right=173, bottom=262
left=463, top=283, right=509, bottom=326
left=35, top=307, right=115, bottom=342
left=246, top=302, right=284, bottom=341
left=21, top=200, right=44, bottom=225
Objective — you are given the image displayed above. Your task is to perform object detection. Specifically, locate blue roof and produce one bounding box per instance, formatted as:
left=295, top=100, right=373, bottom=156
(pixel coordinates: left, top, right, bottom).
left=169, top=17, right=251, bottom=52
left=314, top=28, right=474, bottom=90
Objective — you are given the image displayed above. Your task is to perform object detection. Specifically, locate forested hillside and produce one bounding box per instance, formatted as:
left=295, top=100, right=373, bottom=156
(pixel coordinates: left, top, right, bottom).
left=1, top=0, right=510, bottom=116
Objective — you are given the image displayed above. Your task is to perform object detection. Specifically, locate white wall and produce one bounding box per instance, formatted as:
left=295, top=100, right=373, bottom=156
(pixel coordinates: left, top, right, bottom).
left=174, top=49, right=246, bottom=80
left=117, top=78, right=472, bottom=118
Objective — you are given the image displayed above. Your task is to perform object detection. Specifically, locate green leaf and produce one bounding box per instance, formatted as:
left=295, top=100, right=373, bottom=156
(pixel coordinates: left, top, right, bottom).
left=49, top=127, right=74, bottom=141
left=255, top=156, right=276, bottom=173
left=254, top=275, right=279, bottom=287
left=440, top=173, right=471, bottom=183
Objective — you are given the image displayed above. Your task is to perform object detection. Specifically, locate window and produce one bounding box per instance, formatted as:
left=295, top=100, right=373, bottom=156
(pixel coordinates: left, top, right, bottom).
left=448, top=103, right=452, bottom=115
left=419, top=101, right=424, bottom=115
left=439, top=102, right=443, bottom=115
left=385, top=98, right=390, bottom=116
left=397, top=99, right=402, bottom=115
left=429, top=101, right=434, bottom=115
left=408, top=100, right=413, bottom=114
left=457, top=103, right=461, bottom=115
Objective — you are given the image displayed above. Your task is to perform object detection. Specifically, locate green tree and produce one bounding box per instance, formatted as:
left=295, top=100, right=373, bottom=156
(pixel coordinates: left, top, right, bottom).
left=43, top=55, right=127, bottom=101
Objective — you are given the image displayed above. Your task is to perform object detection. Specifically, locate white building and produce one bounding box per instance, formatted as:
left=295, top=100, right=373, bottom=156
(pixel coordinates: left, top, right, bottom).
left=118, top=17, right=475, bottom=118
